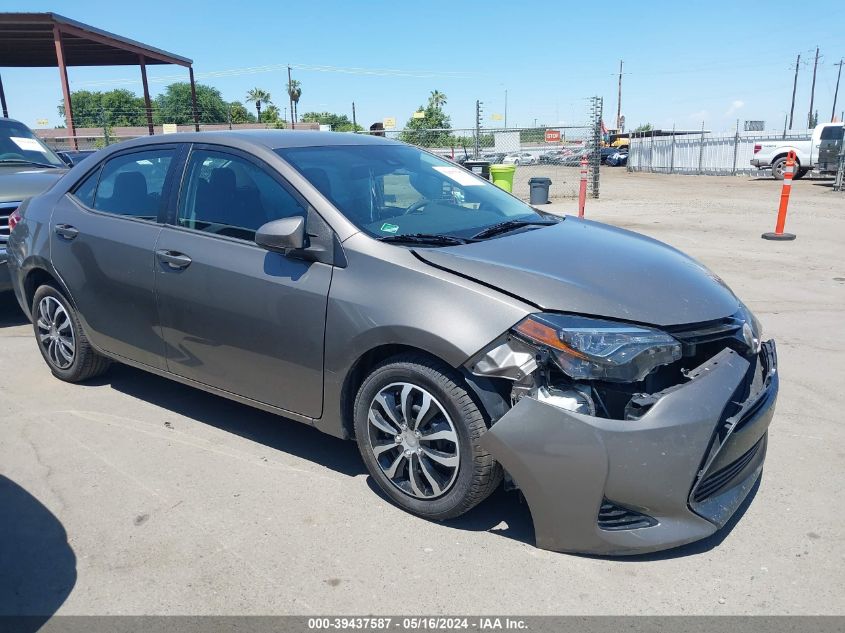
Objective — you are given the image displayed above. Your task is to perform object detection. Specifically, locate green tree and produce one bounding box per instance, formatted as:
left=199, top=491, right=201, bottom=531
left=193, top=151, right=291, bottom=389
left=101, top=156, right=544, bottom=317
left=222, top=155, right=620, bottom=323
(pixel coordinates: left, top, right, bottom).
left=227, top=101, right=256, bottom=124
left=245, top=88, right=272, bottom=122
left=57, top=89, right=148, bottom=127
left=155, top=83, right=228, bottom=124
left=300, top=111, right=362, bottom=132
left=260, top=104, right=280, bottom=123
left=287, top=79, right=302, bottom=123
left=399, top=90, right=452, bottom=147
left=634, top=123, right=653, bottom=132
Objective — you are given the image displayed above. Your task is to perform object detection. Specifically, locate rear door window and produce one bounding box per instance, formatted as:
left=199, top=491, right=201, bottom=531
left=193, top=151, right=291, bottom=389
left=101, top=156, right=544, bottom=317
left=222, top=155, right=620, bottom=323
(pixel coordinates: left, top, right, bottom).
left=92, top=149, right=175, bottom=220
left=71, top=166, right=102, bottom=207
left=176, top=148, right=306, bottom=242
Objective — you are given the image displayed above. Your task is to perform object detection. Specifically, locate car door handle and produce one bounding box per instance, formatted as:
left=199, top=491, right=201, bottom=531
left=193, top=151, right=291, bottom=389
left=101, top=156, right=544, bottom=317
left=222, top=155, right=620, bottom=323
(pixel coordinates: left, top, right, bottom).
left=55, top=224, right=79, bottom=240
left=156, top=250, right=192, bottom=269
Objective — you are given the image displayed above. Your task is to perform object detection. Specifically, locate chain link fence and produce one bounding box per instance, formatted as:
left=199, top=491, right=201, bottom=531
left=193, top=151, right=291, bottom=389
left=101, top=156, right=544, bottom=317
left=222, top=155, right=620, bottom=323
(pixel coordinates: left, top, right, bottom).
left=36, top=97, right=605, bottom=201
left=627, top=130, right=812, bottom=176
left=835, top=140, right=845, bottom=192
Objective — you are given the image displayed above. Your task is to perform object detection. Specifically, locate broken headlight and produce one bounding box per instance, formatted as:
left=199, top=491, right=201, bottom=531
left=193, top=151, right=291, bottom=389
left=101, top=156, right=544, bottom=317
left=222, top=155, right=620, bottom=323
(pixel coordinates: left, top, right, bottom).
left=737, top=302, right=763, bottom=354
left=513, top=314, right=682, bottom=383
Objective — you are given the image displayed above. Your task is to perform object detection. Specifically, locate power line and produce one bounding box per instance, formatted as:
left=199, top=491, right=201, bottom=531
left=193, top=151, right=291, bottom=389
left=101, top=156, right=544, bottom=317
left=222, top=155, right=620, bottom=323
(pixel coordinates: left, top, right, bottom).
left=73, top=62, right=481, bottom=89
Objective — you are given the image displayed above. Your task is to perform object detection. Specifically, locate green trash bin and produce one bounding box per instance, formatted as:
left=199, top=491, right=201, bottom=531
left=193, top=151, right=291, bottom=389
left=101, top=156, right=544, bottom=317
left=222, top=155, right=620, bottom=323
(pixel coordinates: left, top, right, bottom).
left=490, top=164, right=516, bottom=193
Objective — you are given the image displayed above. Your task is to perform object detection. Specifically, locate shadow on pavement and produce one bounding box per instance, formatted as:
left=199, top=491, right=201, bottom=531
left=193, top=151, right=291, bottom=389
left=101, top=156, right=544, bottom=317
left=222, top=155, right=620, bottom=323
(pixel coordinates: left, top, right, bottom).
left=86, top=363, right=763, bottom=560
left=0, top=292, right=27, bottom=327
left=101, top=364, right=537, bottom=546
left=366, top=477, right=535, bottom=547
left=100, top=363, right=367, bottom=478
left=0, top=475, right=76, bottom=629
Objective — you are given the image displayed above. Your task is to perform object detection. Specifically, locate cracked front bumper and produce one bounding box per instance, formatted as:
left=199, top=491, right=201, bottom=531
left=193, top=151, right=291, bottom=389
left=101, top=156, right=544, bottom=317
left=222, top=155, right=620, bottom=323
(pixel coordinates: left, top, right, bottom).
left=480, top=341, right=778, bottom=555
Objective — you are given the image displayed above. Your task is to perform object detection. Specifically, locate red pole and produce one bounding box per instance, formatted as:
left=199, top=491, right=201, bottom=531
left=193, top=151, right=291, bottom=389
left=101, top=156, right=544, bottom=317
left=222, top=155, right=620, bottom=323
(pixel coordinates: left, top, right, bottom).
left=578, top=155, right=588, bottom=217
left=762, top=150, right=797, bottom=241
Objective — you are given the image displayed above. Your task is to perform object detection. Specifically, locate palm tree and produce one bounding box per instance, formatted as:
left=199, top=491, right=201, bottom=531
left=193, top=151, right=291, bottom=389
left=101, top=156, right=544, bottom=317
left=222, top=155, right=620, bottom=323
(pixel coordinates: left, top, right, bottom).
left=246, top=88, right=272, bottom=122
left=429, top=90, right=447, bottom=110
left=287, top=79, right=302, bottom=123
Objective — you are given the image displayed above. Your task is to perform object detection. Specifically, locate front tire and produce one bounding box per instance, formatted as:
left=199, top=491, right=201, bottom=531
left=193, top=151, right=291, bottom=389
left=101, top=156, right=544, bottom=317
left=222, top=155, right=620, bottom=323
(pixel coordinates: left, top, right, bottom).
left=32, top=284, right=110, bottom=382
left=353, top=354, right=502, bottom=521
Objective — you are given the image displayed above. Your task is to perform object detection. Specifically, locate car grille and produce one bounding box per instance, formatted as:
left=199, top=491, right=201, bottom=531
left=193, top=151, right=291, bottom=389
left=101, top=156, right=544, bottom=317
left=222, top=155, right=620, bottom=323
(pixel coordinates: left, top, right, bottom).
left=0, top=201, right=20, bottom=246
left=692, top=438, right=764, bottom=503
left=598, top=499, right=657, bottom=531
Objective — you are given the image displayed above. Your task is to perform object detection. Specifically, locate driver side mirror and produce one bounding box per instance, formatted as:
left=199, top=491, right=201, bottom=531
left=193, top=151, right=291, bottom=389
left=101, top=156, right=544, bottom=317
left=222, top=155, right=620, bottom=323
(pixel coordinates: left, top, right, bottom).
left=255, top=216, right=305, bottom=253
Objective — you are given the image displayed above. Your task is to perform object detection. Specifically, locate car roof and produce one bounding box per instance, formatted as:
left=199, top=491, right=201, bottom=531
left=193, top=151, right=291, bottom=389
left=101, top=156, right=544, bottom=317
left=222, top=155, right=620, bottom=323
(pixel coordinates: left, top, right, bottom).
left=111, top=129, right=401, bottom=152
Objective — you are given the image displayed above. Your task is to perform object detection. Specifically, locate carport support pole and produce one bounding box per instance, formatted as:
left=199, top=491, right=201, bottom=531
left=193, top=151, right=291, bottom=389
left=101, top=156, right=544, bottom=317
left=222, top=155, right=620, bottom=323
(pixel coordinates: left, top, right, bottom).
left=697, top=121, right=705, bottom=175
left=139, top=55, right=154, bottom=136
left=669, top=125, right=675, bottom=173
left=53, top=26, right=77, bottom=150
left=0, top=72, right=8, bottom=118
left=189, top=66, right=199, bottom=132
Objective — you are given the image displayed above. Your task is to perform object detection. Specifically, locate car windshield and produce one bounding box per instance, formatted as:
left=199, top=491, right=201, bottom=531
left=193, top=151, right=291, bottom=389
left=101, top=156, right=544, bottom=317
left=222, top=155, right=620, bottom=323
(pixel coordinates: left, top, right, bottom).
left=276, top=144, right=550, bottom=240
left=0, top=120, right=64, bottom=168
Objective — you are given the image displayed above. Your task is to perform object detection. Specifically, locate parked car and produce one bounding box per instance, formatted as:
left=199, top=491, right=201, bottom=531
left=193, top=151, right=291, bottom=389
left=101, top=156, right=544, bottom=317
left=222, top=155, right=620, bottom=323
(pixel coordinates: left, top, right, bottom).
left=502, top=152, right=537, bottom=166
left=750, top=122, right=844, bottom=179
left=57, top=149, right=98, bottom=166
left=539, top=149, right=570, bottom=164
left=7, top=131, right=778, bottom=555
left=606, top=150, right=628, bottom=167
left=481, top=152, right=506, bottom=164
left=0, top=118, right=67, bottom=294
left=600, top=147, right=619, bottom=164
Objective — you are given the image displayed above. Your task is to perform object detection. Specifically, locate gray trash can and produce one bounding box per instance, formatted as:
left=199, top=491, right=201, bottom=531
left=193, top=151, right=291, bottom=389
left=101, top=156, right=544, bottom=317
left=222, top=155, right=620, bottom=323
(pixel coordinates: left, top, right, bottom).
left=529, top=177, right=552, bottom=204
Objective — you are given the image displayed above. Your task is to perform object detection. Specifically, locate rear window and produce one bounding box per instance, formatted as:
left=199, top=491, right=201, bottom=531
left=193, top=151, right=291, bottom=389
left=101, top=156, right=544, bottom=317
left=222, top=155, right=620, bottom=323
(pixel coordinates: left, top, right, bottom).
left=820, top=125, right=844, bottom=141
left=92, top=149, right=175, bottom=220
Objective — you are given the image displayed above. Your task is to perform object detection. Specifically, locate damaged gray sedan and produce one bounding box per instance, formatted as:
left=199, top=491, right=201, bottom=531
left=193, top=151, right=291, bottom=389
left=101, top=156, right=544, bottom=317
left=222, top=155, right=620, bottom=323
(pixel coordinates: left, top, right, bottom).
left=7, top=131, right=777, bottom=555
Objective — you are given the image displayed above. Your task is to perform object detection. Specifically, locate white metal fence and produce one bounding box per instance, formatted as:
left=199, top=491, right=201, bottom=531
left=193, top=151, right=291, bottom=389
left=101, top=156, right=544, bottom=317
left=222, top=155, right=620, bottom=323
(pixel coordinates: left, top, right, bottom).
left=627, top=130, right=812, bottom=175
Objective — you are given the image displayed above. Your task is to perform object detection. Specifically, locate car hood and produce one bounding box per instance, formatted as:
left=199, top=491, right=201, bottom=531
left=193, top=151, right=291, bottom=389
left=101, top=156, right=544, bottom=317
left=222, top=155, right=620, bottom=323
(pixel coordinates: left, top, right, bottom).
left=414, top=218, right=740, bottom=327
left=0, top=166, right=67, bottom=203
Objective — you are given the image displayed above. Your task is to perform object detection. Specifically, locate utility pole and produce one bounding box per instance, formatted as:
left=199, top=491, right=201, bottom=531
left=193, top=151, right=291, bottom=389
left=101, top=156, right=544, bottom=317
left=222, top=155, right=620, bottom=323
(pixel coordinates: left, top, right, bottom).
left=475, top=100, right=483, bottom=158
left=504, top=89, right=508, bottom=128
left=616, top=60, right=623, bottom=131
left=789, top=54, right=800, bottom=129
left=832, top=59, right=844, bottom=122
left=287, top=65, right=295, bottom=127
left=808, top=46, right=820, bottom=128
left=352, top=101, right=357, bottom=132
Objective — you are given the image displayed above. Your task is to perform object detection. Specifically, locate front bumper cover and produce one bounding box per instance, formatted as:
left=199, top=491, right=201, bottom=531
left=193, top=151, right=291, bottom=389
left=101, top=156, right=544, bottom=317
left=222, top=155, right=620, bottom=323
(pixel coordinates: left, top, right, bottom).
left=480, top=340, right=778, bottom=555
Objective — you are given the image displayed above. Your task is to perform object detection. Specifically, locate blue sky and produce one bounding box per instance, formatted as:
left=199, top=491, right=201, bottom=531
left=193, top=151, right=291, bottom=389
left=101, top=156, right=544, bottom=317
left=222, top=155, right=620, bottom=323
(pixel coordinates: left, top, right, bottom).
left=2, top=0, right=843, bottom=133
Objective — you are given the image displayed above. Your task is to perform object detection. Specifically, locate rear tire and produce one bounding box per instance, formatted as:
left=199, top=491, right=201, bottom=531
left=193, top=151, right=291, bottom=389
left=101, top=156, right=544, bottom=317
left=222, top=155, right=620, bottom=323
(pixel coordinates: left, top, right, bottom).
left=353, top=354, right=502, bottom=521
left=772, top=156, right=799, bottom=180
left=31, top=284, right=110, bottom=383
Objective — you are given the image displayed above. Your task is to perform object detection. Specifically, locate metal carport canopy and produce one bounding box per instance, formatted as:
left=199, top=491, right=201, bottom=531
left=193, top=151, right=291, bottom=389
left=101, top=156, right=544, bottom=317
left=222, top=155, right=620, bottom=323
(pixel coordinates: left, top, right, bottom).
left=0, top=12, right=198, bottom=145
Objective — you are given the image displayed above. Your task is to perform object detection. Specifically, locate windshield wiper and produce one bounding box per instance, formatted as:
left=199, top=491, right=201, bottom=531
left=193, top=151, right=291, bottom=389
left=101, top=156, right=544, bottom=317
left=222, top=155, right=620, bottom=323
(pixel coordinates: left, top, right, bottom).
left=377, top=233, right=472, bottom=246
left=471, top=218, right=557, bottom=240
left=0, top=158, right=61, bottom=169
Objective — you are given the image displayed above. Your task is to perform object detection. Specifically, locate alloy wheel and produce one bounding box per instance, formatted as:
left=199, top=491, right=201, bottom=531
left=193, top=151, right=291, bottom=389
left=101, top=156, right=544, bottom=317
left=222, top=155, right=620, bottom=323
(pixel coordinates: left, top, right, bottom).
left=36, top=296, right=75, bottom=370
left=367, top=382, right=460, bottom=499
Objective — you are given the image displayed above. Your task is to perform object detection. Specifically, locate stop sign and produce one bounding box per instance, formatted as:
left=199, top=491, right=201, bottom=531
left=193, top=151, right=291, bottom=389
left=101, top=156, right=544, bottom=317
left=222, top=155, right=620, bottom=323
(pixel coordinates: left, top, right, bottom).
left=544, top=129, right=561, bottom=142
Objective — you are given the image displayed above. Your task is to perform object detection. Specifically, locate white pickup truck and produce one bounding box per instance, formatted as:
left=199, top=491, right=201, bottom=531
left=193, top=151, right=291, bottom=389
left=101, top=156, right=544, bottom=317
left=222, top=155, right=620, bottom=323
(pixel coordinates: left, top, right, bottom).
left=751, top=122, right=844, bottom=179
